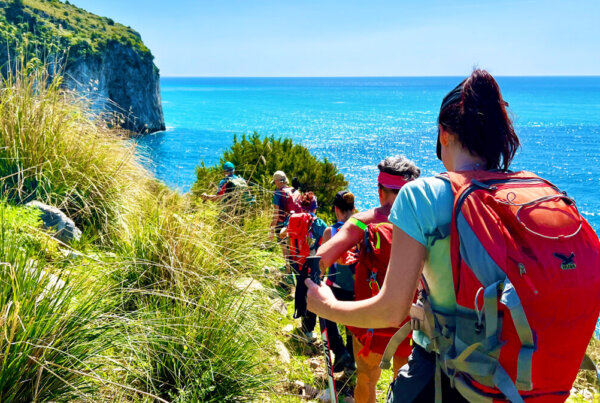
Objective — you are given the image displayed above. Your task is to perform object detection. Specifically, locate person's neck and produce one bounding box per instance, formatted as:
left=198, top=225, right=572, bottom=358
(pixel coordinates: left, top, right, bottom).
left=337, top=211, right=353, bottom=222
left=380, top=194, right=397, bottom=207
left=451, top=153, right=486, bottom=172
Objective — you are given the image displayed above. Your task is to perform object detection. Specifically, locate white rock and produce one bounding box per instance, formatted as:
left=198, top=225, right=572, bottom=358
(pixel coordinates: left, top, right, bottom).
left=232, top=277, right=264, bottom=293
left=274, top=340, right=291, bottom=364
left=270, top=297, right=287, bottom=315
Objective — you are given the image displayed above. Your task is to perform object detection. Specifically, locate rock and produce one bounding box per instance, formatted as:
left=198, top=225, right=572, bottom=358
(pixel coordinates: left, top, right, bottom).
left=308, top=356, right=322, bottom=370
left=293, top=380, right=321, bottom=400
left=274, top=340, right=291, bottom=364
left=27, top=201, right=82, bottom=244
left=270, top=297, right=287, bottom=316
left=26, top=264, right=67, bottom=304
left=232, top=277, right=265, bottom=293
left=61, top=249, right=83, bottom=259
left=64, top=41, right=165, bottom=133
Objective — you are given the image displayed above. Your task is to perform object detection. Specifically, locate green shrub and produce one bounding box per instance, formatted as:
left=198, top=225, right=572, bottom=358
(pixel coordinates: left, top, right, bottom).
left=192, top=132, right=348, bottom=222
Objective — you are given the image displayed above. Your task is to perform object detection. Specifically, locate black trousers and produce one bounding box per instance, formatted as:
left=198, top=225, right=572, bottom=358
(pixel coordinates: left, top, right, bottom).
left=387, top=344, right=469, bottom=403
left=323, top=287, right=354, bottom=357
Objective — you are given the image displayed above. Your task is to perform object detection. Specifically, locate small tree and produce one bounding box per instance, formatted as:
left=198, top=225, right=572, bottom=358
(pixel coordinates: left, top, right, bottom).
left=192, top=132, right=348, bottom=221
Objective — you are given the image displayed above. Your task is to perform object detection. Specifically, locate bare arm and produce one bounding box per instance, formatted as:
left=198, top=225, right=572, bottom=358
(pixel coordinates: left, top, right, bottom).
left=316, top=221, right=363, bottom=270
left=321, top=227, right=332, bottom=244
left=306, top=225, right=426, bottom=329
left=201, top=193, right=222, bottom=202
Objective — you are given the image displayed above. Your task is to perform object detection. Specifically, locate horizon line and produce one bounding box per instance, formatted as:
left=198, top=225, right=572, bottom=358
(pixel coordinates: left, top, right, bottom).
left=160, top=74, right=600, bottom=79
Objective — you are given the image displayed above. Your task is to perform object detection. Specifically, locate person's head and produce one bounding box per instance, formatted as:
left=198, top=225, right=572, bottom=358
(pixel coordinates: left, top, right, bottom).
left=272, top=171, right=288, bottom=189
left=333, top=190, right=355, bottom=220
left=437, top=69, right=520, bottom=171
left=222, top=161, right=235, bottom=176
left=377, top=156, right=420, bottom=205
left=292, top=177, right=301, bottom=191
left=301, top=191, right=318, bottom=213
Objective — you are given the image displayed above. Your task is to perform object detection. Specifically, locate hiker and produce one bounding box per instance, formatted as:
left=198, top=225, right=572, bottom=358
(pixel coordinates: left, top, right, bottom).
left=270, top=171, right=302, bottom=274
left=315, top=157, right=420, bottom=403
left=270, top=170, right=302, bottom=240
left=306, top=69, right=600, bottom=402
left=320, top=190, right=358, bottom=373
left=286, top=191, right=328, bottom=341
left=201, top=161, right=253, bottom=203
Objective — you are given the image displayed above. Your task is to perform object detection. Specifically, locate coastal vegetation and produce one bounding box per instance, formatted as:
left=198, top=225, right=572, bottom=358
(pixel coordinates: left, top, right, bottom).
left=192, top=133, right=348, bottom=222
left=0, top=64, right=288, bottom=401
left=0, top=0, right=151, bottom=62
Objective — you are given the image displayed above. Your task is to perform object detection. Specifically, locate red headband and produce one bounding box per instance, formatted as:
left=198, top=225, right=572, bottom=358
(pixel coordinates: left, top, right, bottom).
left=378, top=172, right=408, bottom=190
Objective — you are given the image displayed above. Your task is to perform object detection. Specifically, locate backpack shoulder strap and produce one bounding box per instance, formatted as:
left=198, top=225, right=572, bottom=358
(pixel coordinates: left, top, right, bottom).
left=348, top=216, right=367, bottom=231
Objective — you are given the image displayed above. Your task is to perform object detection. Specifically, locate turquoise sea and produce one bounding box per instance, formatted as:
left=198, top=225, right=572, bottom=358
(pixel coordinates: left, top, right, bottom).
left=136, top=76, right=600, bottom=335
left=138, top=76, right=600, bottom=225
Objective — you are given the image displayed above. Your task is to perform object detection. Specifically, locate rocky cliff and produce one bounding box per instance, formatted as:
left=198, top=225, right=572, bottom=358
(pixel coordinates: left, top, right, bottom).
left=0, top=0, right=165, bottom=133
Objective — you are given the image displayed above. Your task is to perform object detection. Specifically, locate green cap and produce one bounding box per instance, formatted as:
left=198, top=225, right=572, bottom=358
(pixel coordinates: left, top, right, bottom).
left=222, top=161, right=235, bottom=172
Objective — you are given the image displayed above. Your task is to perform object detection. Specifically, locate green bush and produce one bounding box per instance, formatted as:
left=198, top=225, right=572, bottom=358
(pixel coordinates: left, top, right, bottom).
left=192, top=132, right=348, bottom=222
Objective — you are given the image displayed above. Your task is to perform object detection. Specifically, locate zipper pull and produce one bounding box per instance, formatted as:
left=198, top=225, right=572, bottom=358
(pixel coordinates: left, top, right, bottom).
left=518, top=263, right=538, bottom=295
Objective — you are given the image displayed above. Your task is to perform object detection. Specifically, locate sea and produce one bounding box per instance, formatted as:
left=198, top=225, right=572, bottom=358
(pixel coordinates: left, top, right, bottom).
left=135, top=76, right=600, bottom=334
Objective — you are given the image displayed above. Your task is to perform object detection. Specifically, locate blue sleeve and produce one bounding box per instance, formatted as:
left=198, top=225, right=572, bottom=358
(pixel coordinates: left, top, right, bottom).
left=272, top=190, right=281, bottom=206
left=389, top=177, right=454, bottom=247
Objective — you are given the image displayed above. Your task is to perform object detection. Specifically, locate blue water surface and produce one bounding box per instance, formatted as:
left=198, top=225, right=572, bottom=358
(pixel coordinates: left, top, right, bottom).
left=136, top=76, right=600, bottom=335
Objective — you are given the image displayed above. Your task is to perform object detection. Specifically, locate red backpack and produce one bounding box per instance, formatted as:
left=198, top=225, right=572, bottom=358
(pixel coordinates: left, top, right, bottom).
left=385, top=171, right=600, bottom=402
left=283, top=187, right=303, bottom=216
left=347, top=222, right=413, bottom=358
left=287, top=212, right=316, bottom=268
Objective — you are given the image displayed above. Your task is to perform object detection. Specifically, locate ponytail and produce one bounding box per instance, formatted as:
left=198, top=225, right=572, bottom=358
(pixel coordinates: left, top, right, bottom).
left=438, top=70, right=520, bottom=171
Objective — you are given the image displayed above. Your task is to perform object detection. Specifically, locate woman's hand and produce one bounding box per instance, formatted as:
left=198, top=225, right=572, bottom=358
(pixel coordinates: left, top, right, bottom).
left=305, top=278, right=336, bottom=318
left=301, top=226, right=426, bottom=329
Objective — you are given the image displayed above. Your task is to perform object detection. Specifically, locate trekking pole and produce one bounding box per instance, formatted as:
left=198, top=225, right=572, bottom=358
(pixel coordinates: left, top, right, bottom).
left=306, top=256, right=339, bottom=403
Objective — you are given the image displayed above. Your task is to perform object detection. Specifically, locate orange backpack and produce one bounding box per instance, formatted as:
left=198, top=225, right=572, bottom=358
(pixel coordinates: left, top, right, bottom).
left=287, top=212, right=316, bottom=269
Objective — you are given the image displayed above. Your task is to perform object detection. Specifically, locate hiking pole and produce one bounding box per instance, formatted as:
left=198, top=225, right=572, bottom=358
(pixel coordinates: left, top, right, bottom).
left=306, top=256, right=339, bottom=403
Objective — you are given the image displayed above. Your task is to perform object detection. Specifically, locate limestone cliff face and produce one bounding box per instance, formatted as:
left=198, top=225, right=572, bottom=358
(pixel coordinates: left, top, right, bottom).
left=65, top=41, right=165, bottom=133
left=0, top=0, right=165, bottom=134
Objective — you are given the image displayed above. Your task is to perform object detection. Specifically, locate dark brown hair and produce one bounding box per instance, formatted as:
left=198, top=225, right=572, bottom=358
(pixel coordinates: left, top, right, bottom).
left=333, top=191, right=355, bottom=213
left=300, top=191, right=317, bottom=211
left=438, top=69, right=520, bottom=171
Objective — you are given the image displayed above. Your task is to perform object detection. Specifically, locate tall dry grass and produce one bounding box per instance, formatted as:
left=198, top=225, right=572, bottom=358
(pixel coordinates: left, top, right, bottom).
left=0, top=63, right=284, bottom=401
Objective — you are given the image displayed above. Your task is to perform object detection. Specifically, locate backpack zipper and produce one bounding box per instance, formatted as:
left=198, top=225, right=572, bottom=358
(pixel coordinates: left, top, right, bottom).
left=455, top=178, right=553, bottom=220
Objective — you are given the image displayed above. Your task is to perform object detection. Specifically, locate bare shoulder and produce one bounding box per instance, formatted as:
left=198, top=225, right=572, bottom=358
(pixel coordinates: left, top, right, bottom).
left=351, top=209, right=376, bottom=224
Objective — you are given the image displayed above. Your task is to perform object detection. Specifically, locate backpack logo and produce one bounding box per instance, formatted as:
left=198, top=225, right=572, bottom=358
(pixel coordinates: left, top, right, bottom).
left=554, top=252, right=576, bottom=270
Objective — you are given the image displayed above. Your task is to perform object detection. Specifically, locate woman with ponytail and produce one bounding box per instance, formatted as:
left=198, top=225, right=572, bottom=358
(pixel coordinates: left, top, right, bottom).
left=306, top=70, right=522, bottom=402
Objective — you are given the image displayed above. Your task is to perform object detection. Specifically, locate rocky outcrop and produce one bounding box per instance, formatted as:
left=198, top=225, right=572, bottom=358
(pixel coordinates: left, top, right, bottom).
left=64, top=41, right=165, bottom=133
left=0, top=1, right=165, bottom=134
left=27, top=201, right=82, bottom=244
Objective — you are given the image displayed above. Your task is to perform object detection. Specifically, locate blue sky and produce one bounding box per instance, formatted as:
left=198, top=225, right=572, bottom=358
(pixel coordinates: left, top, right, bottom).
left=70, top=0, right=599, bottom=77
